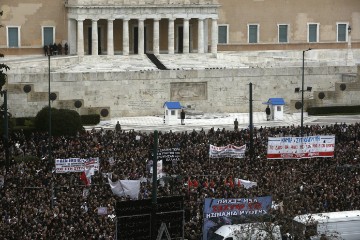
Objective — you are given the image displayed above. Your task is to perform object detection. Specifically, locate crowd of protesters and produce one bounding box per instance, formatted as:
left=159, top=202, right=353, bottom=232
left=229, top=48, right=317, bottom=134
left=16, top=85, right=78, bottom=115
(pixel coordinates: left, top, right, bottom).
left=1, top=122, right=360, bottom=239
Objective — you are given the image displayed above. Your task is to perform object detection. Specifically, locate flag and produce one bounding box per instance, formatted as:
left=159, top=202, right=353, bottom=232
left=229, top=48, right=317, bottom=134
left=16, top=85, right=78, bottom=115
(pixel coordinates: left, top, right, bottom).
left=80, top=172, right=90, bottom=186
left=235, top=178, right=257, bottom=189
left=80, top=166, right=95, bottom=186
left=108, top=178, right=140, bottom=200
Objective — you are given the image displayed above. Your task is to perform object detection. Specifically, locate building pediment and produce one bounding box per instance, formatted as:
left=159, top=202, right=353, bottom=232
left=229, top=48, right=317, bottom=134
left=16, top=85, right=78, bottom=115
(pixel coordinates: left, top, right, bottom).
left=66, top=0, right=219, bottom=20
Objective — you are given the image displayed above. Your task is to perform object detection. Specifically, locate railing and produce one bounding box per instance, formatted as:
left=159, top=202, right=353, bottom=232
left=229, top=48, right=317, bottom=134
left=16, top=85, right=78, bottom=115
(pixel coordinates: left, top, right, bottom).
left=65, top=0, right=219, bottom=6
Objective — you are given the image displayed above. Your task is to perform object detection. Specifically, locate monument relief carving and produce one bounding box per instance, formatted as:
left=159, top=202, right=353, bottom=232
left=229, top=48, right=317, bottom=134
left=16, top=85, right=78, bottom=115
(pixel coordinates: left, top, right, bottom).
left=170, top=82, right=207, bottom=101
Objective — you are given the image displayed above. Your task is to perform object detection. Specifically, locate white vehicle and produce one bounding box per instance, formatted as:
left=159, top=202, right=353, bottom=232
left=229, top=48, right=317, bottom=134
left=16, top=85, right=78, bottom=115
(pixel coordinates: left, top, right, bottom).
left=292, top=210, right=360, bottom=240
left=211, top=222, right=282, bottom=240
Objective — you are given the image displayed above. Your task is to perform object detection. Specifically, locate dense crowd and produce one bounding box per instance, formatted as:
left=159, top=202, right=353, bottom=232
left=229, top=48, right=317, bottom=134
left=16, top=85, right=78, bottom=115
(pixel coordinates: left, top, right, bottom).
left=1, top=122, right=360, bottom=239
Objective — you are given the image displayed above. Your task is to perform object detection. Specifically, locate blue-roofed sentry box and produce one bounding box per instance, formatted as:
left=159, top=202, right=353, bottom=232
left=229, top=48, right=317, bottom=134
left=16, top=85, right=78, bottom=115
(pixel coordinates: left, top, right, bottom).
left=163, top=101, right=182, bottom=125
left=267, top=98, right=285, bottom=121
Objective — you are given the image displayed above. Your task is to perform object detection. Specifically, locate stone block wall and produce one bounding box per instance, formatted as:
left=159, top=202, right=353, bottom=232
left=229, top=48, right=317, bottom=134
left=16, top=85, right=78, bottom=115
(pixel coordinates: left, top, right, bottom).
left=5, top=64, right=357, bottom=118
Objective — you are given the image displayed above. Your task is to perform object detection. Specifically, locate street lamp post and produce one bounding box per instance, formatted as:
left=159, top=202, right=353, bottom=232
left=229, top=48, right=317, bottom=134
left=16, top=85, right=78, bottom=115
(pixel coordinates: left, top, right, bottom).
left=301, top=48, right=311, bottom=137
left=48, top=55, right=54, bottom=209
left=48, top=55, right=52, bottom=163
left=0, top=90, right=9, bottom=172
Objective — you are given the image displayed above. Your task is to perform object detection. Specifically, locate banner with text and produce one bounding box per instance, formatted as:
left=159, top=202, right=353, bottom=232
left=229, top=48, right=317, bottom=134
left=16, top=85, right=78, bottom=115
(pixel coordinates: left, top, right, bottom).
left=157, top=148, right=181, bottom=165
left=202, top=196, right=272, bottom=240
left=267, top=135, right=335, bottom=159
left=209, top=144, right=246, bottom=158
left=55, top=157, right=100, bottom=173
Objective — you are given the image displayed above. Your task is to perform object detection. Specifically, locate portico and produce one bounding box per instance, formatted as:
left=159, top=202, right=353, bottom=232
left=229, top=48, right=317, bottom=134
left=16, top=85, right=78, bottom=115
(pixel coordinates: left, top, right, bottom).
left=65, top=0, right=220, bottom=56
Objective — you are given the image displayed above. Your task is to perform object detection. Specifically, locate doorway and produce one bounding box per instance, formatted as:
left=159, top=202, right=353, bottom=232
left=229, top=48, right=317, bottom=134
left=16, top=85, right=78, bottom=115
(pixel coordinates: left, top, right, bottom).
left=133, top=26, right=147, bottom=54
left=177, top=26, right=184, bottom=53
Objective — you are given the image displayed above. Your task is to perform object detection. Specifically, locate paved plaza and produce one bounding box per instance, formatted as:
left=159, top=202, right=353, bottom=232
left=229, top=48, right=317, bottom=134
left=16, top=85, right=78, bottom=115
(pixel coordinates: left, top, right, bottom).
left=87, top=112, right=360, bottom=133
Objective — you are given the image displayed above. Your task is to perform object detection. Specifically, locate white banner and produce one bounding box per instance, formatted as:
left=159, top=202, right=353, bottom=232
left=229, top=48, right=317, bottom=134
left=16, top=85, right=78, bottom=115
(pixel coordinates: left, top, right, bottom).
left=55, top=157, right=99, bottom=173
left=267, top=135, right=335, bottom=159
left=209, top=144, right=246, bottom=158
left=108, top=178, right=140, bottom=200
left=234, top=178, right=257, bottom=189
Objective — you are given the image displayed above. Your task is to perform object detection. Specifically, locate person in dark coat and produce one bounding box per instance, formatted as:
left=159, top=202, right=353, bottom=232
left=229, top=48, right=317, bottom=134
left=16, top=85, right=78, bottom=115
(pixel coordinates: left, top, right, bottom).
left=53, top=43, right=58, bottom=55
left=181, top=109, right=185, bottom=125
left=115, top=121, right=121, bottom=132
left=234, top=118, right=239, bottom=130
left=64, top=43, right=69, bottom=55
left=266, top=105, right=271, bottom=121
left=43, top=45, right=48, bottom=56
left=57, top=43, right=63, bottom=55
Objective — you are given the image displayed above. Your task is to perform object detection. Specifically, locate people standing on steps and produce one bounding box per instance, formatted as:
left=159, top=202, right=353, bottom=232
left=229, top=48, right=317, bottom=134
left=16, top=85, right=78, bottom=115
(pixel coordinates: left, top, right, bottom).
left=181, top=109, right=186, bottom=125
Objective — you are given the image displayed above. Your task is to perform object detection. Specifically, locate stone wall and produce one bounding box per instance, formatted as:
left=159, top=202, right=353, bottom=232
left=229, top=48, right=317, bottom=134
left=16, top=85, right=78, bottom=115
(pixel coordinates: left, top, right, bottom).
left=6, top=64, right=356, bottom=118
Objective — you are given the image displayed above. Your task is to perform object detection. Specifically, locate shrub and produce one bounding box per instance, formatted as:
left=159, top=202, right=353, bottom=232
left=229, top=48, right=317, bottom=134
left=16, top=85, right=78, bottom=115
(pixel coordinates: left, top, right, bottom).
left=80, top=114, right=100, bottom=125
left=34, top=107, right=83, bottom=136
left=308, top=105, right=360, bottom=115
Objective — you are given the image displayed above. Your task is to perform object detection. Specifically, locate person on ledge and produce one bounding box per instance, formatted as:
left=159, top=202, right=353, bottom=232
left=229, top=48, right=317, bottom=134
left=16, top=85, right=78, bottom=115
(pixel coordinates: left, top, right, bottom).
left=266, top=105, right=271, bottom=121
left=234, top=118, right=239, bottom=130
left=181, top=109, right=186, bottom=125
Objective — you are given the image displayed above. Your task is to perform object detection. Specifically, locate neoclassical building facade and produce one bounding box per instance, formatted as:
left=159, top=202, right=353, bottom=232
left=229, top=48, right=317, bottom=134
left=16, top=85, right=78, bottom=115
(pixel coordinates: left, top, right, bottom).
left=1, top=0, right=359, bottom=56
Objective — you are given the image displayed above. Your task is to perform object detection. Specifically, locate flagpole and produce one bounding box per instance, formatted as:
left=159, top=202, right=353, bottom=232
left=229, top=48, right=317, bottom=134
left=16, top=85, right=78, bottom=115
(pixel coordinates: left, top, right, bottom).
left=151, top=130, right=158, bottom=240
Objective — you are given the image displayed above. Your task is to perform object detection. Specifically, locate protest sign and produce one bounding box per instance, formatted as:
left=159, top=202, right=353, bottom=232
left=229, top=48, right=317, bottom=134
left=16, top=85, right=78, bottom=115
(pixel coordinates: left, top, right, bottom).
left=55, top=157, right=99, bottom=173
left=202, top=196, right=272, bottom=240
left=157, top=148, right=181, bottom=165
left=267, top=135, right=335, bottom=159
left=209, top=144, right=246, bottom=158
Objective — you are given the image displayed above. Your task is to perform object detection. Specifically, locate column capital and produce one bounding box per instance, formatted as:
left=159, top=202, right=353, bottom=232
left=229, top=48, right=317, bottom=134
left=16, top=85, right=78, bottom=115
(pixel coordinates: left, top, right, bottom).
left=92, top=18, right=99, bottom=22
left=138, top=18, right=145, bottom=22
left=154, top=18, right=161, bottom=21
left=108, top=18, right=115, bottom=22
left=123, top=18, right=130, bottom=21
left=77, top=18, right=85, bottom=22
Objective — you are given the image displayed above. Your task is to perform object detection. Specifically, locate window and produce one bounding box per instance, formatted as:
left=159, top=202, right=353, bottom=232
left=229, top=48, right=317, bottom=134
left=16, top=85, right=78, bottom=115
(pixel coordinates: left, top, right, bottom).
left=218, top=25, right=228, bottom=44
left=248, top=24, right=258, bottom=43
left=171, top=110, right=175, bottom=115
left=43, top=26, right=55, bottom=46
left=7, top=26, right=20, bottom=48
left=278, top=24, right=288, bottom=43
left=337, top=23, right=347, bottom=42
left=308, top=23, right=318, bottom=42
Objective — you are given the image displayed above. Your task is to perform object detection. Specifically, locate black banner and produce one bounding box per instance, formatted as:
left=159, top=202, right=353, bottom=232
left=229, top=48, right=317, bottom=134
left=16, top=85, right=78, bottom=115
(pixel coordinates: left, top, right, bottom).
left=157, top=148, right=181, bottom=165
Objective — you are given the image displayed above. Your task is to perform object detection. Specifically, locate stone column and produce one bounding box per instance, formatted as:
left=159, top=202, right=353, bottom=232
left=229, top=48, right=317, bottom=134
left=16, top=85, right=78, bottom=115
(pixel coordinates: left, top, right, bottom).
left=68, top=18, right=76, bottom=55
left=211, top=18, right=218, bottom=54
left=107, top=19, right=114, bottom=55
left=153, top=18, right=160, bottom=55
left=77, top=19, right=84, bottom=56
left=204, top=19, right=209, bottom=53
left=168, top=18, right=175, bottom=54
left=183, top=18, right=190, bottom=54
left=92, top=19, right=99, bottom=55
left=138, top=18, right=145, bottom=55
left=123, top=18, right=129, bottom=56
left=198, top=18, right=204, bottom=53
